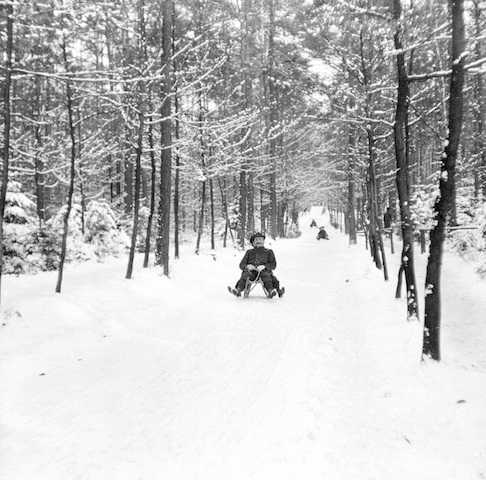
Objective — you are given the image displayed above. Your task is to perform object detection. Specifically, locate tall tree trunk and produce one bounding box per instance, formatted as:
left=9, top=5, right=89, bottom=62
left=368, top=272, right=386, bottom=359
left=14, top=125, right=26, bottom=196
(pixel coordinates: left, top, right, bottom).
left=347, top=178, right=357, bottom=245
left=155, top=0, right=173, bottom=276
left=238, top=0, right=252, bottom=247
left=472, top=0, right=486, bottom=198
left=347, top=129, right=357, bottom=245
left=34, top=77, right=46, bottom=223
left=172, top=1, right=181, bottom=260
left=173, top=92, right=181, bottom=259
left=124, top=144, right=133, bottom=213
left=219, top=14, right=232, bottom=249
left=56, top=14, right=77, bottom=294
left=143, top=1, right=159, bottom=268
left=423, top=0, right=466, bottom=361
left=260, top=190, right=266, bottom=233
left=126, top=106, right=144, bottom=279
left=195, top=181, right=206, bottom=255
left=278, top=201, right=286, bottom=238
left=267, top=0, right=278, bottom=239
left=366, top=127, right=384, bottom=270
left=127, top=0, right=146, bottom=279
left=210, top=178, right=215, bottom=251
left=77, top=116, right=85, bottom=235
left=195, top=93, right=206, bottom=255
left=105, top=26, right=121, bottom=203
left=277, top=136, right=286, bottom=238
left=247, top=171, right=255, bottom=234
left=219, top=177, right=233, bottom=248
left=392, top=0, right=419, bottom=320
left=143, top=102, right=156, bottom=268
left=238, top=170, right=247, bottom=246
left=368, top=129, right=388, bottom=281
left=121, top=16, right=133, bottom=215
left=0, top=0, right=14, bottom=303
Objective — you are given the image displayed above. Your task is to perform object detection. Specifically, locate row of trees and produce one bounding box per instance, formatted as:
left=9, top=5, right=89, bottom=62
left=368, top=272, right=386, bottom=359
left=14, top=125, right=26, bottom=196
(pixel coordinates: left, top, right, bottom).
left=305, top=0, right=484, bottom=361
left=1, top=0, right=486, bottom=360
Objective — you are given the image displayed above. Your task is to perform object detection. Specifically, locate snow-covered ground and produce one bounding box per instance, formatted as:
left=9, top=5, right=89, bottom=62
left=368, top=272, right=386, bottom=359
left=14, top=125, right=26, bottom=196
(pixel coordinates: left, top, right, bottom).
left=1, top=207, right=485, bottom=480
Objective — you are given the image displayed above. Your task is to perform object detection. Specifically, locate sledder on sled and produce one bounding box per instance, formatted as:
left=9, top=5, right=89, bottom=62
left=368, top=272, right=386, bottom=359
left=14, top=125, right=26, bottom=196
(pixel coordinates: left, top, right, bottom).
left=228, top=269, right=285, bottom=299
left=228, top=232, right=285, bottom=299
left=316, top=226, right=329, bottom=240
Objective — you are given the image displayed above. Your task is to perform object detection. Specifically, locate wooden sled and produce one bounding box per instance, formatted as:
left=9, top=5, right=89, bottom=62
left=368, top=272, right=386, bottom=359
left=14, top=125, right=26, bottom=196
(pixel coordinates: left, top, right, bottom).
left=243, top=273, right=272, bottom=298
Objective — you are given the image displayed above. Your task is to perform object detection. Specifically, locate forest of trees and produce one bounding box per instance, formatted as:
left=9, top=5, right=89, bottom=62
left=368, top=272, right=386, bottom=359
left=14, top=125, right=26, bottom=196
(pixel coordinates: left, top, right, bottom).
left=1, top=0, right=486, bottom=359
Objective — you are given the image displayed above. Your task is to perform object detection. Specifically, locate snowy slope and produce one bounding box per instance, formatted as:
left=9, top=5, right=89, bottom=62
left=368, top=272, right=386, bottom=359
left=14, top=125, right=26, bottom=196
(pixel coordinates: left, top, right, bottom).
left=1, top=207, right=485, bottom=480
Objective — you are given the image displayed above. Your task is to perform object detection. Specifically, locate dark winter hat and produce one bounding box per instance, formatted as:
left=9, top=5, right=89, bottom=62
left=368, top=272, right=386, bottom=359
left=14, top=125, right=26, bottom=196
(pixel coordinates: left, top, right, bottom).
left=250, top=232, right=265, bottom=244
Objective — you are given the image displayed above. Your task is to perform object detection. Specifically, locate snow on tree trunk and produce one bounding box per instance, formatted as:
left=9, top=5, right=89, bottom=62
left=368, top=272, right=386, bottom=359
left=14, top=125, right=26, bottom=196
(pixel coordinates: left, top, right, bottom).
left=366, top=125, right=388, bottom=281
left=472, top=0, right=486, bottom=198
left=172, top=79, right=181, bottom=260
left=237, top=0, right=252, bottom=248
left=0, top=0, right=13, bottom=303
left=155, top=0, right=173, bottom=276
left=267, top=0, right=278, bottom=240
left=144, top=103, right=157, bottom=268
left=56, top=15, right=77, bottom=294
left=423, top=0, right=466, bottom=361
left=126, top=2, right=146, bottom=280
left=195, top=93, right=206, bottom=256
left=347, top=129, right=358, bottom=246
left=392, top=0, right=419, bottom=321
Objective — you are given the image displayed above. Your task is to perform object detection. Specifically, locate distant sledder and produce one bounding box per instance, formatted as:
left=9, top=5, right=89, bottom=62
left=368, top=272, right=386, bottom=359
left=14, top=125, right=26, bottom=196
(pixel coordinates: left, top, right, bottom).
left=228, top=232, right=285, bottom=299
left=317, top=226, right=329, bottom=240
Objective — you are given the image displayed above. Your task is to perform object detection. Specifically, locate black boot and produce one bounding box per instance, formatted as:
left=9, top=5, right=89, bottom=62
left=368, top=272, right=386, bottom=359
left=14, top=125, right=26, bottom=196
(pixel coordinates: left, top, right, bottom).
left=228, top=286, right=242, bottom=297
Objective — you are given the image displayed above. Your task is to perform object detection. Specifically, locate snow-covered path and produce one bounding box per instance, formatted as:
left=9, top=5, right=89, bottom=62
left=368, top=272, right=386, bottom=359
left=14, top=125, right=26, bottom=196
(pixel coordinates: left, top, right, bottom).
left=1, top=209, right=485, bottom=480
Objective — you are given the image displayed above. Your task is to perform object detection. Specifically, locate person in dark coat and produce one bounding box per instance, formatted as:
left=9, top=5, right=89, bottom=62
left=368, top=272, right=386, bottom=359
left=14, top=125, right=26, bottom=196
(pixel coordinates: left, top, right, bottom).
left=317, top=226, right=329, bottom=240
left=310, top=219, right=317, bottom=227
left=230, top=232, right=284, bottom=298
left=383, top=207, right=393, bottom=228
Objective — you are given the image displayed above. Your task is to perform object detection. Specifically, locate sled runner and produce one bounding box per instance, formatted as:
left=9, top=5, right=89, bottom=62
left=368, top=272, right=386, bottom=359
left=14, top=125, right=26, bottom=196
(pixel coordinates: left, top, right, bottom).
left=228, top=271, right=285, bottom=299
left=244, top=273, right=271, bottom=298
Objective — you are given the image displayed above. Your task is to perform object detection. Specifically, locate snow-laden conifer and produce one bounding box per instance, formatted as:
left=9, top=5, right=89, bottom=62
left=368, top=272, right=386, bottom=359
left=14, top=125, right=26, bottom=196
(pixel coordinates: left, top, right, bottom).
left=2, top=181, right=37, bottom=274
left=84, top=200, right=129, bottom=260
